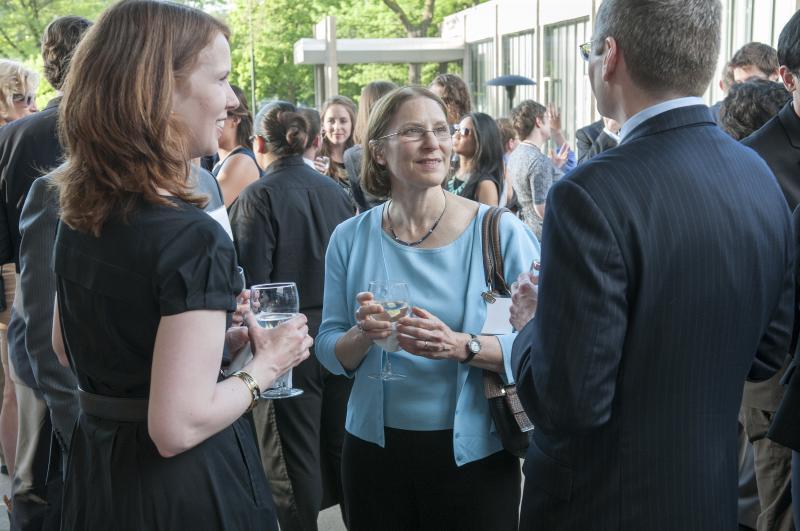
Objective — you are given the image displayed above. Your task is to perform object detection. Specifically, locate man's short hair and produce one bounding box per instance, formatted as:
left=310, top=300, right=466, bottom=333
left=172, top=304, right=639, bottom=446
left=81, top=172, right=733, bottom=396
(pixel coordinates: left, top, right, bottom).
left=730, top=42, right=779, bottom=78
left=495, top=117, right=517, bottom=146
left=778, top=9, right=800, bottom=75
left=510, top=100, right=546, bottom=140
left=41, top=16, right=92, bottom=91
left=593, top=0, right=721, bottom=97
left=719, top=79, right=790, bottom=140
left=721, top=62, right=735, bottom=92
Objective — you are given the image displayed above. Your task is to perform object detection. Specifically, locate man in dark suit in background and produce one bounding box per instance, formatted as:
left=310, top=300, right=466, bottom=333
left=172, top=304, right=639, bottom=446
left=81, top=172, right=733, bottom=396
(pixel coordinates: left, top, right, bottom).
left=574, top=119, right=602, bottom=163
left=576, top=116, right=620, bottom=164
left=757, top=10, right=800, bottom=529
left=729, top=43, right=800, bottom=530
left=0, top=16, right=91, bottom=530
left=510, top=1, right=794, bottom=529
left=744, top=38, right=800, bottom=211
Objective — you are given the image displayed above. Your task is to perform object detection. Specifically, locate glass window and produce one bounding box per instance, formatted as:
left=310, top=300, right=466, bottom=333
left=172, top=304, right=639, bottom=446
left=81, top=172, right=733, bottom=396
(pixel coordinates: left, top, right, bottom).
left=501, top=31, right=536, bottom=113
left=468, top=40, right=494, bottom=113
left=543, top=17, right=592, bottom=147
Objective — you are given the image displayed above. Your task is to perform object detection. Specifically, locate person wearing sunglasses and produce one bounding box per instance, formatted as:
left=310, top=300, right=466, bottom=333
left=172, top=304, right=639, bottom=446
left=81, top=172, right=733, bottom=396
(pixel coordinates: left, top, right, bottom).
left=0, top=60, right=38, bottom=126
left=448, top=112, right=506, bottom=206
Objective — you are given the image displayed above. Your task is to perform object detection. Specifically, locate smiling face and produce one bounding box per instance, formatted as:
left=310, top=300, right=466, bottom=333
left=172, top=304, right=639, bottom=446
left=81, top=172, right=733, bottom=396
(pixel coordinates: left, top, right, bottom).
left=171, top=32, right=237, bottom=159
left=375, top=96, right=452, bottom=192
left=322, top=103, right=353, bottom=148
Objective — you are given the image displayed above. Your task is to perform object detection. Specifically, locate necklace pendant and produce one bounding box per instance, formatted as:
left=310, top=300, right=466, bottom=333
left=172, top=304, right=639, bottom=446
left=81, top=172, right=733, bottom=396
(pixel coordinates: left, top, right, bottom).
left=482, top=291, right=496, bottom=303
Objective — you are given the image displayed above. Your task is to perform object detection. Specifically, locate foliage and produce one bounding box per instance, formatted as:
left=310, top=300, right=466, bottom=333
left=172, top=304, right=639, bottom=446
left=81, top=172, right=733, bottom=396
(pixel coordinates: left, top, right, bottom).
left=1, top=0, right=481, bottom=108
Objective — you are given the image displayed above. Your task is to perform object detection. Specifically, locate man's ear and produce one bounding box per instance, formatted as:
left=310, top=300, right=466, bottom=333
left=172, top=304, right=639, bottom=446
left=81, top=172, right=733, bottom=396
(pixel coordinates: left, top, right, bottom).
left=780, top=65, right=798, bottom=94
left=602, top=36, right=619, bottom=82
left=312, top=135, right=321, bottom=149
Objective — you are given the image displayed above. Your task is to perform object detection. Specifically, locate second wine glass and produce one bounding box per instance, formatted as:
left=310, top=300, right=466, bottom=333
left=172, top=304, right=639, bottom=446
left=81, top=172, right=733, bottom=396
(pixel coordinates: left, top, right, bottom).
left=251, top=282, right=304, bottom=398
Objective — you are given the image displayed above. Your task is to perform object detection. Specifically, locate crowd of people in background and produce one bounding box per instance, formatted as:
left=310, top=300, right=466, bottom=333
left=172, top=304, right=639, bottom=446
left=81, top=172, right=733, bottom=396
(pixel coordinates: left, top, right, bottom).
left=0, top=0, right=800, bottom=529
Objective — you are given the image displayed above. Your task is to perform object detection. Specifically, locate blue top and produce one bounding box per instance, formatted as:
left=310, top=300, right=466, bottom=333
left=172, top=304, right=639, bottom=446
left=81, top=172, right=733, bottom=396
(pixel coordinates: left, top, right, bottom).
left=316, top=203, right=540, bottom=465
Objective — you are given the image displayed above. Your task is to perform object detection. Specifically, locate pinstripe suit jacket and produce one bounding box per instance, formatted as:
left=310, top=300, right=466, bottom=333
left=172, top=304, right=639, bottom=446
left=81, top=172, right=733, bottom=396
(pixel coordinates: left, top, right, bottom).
left=512, top=105, right=794, bottom=530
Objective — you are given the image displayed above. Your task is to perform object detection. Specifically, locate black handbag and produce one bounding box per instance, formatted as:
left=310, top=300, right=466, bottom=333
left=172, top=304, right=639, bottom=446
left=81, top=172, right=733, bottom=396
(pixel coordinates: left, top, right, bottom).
left=481, top=206, right=533, bottom=458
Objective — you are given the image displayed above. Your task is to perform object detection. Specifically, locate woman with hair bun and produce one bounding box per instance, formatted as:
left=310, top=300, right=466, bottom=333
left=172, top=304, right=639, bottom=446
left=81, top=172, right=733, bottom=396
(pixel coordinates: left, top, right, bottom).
left=230, top=101, right=353, bottom=531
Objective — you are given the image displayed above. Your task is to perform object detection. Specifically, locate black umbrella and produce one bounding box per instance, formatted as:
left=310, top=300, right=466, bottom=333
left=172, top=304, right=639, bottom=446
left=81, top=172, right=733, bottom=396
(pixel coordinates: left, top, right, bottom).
left=487, top=75, right=536, bottom=111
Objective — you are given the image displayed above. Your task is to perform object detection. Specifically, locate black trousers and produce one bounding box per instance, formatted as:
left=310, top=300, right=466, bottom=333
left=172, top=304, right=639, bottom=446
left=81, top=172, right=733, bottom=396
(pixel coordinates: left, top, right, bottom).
left=342, top=428, right=520, bottom=531
left=255, top=351, right=352, bottom=531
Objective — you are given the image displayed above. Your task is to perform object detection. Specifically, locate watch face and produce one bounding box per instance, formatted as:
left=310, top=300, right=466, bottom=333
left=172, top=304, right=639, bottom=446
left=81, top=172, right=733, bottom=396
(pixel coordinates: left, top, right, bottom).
left=468, top=338, right=481, bottom=354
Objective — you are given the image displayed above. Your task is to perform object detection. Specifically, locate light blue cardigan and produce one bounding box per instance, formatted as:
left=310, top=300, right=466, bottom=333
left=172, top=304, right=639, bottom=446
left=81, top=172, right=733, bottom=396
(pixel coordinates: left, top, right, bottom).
left=316, top=203, right=540, bottom=465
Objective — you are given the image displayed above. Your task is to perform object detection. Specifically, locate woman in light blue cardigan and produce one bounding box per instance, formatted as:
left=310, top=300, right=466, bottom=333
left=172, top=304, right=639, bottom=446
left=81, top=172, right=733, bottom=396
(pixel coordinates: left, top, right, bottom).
left=316, top=86, right=539, bottom=530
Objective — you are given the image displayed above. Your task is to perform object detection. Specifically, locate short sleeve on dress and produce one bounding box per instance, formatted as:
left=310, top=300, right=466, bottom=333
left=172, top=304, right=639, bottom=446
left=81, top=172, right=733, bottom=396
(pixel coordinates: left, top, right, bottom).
left=156, top=220, right=238, bottom=316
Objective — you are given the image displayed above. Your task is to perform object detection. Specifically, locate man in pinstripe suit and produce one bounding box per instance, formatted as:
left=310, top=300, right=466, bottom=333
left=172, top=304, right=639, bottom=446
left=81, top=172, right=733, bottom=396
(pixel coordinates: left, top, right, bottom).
left=510, top=0, right=795, bottom=529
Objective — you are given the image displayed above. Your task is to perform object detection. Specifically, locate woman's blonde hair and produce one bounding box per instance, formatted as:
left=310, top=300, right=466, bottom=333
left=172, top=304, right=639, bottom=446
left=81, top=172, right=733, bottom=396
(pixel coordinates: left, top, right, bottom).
left=0, top=60, right=39, bottom=123
left=54, top=0, right=229, bottom=236
left=353, top=81, right=397, bottom=144
left=362, top=86, right=448, bottom=199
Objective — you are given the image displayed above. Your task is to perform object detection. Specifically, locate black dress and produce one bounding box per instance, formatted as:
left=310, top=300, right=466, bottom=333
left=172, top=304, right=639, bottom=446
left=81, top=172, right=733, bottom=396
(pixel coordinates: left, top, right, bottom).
left=53, top=197, right=277, bottom=531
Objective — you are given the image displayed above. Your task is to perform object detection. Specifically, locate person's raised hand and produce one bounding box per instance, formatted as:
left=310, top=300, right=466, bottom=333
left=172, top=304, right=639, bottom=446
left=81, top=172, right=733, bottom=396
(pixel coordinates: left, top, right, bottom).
left=549, top=142, right=570, bottom=169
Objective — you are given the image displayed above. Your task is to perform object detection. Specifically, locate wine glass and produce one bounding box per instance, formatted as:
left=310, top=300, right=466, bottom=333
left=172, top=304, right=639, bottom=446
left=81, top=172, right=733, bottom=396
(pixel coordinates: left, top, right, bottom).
left=367, top=280, right=409, bottom=381
left=235, top=266, right=247, bottom=304
left=250, top=282, right=304, bottom=398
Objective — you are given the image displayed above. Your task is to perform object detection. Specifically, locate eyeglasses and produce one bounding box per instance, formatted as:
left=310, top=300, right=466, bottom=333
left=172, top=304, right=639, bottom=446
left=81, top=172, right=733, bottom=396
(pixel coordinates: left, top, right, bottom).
left=453, top=125, right=471, bottom=137
left=579, top=42, right=592, bottom=62
left=12, top=93, right=34, bottom=107
left=372, top=125, right=451, bottom=143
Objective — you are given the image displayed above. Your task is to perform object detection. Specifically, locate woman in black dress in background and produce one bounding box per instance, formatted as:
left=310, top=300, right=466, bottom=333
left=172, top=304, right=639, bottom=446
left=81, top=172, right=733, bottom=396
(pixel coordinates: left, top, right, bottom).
left=50, top=1, right=311, bottom=529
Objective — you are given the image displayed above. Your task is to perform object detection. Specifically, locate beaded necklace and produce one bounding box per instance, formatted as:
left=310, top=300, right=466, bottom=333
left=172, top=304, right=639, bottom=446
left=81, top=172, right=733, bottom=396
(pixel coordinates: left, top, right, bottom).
left=385, top=190, right=448, bottom=247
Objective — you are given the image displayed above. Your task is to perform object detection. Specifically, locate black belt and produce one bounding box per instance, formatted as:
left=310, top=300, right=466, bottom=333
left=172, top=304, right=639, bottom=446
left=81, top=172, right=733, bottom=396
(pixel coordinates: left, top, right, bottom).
left=78, top=388, right=148, bottom=422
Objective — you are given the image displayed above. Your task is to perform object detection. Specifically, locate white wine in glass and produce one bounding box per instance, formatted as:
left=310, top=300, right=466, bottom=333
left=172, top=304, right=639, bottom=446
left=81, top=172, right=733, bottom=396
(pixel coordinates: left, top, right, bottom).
left=367, top=281, right=409, bottom=381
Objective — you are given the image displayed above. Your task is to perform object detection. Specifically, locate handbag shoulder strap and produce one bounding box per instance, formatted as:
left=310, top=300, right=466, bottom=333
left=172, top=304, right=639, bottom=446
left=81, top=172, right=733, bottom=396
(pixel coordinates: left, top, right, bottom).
left=481, top=206, right=511, bottom=296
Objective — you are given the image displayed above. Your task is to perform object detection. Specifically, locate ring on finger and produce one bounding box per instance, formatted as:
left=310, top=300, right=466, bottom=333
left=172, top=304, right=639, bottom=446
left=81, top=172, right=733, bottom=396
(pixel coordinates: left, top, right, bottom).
left=423, top=340, right=429, bottom=350
left=357, top=321, right=364, bottom=332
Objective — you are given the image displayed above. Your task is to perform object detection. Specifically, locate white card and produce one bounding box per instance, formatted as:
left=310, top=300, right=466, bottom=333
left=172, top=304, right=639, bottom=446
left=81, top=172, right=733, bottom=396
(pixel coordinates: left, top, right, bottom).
left=207, top=206, right=234, bottom=241
left=481, top=296, right=513, bottom=335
